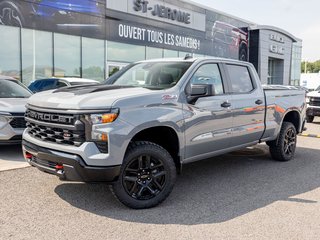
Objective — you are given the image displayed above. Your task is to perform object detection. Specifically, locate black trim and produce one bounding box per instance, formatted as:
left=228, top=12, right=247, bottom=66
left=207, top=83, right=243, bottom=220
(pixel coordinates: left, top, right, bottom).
left=22, top=140, right=121, bottom=182
left=0, top=135, right=22, bottom=145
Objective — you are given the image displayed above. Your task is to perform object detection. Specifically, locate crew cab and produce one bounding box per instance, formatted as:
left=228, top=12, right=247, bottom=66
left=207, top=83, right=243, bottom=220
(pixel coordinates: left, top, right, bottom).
left=22, top=58, right=306, bottom=209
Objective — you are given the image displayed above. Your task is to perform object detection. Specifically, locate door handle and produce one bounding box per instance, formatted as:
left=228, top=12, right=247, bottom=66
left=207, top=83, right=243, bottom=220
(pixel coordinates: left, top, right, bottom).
left=255, top=99, right=263, bottom=105
left=221, top=102, right=231, bottom=108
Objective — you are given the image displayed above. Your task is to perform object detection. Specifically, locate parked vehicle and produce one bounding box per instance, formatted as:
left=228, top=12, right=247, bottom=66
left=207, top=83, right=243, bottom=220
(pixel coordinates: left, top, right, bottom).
left=28, top=77, right=99, bottom=93
left=0, top=77, right=32, bottom=144
left=306, top=85, right=320, bottom=122
left=22, top=57, right=306, bottom=209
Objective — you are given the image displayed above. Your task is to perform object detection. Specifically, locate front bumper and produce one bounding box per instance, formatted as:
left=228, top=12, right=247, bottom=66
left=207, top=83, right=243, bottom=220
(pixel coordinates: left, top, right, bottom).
left=307, top=107, right=320, bottom=116
left=22, top=140, right=121, bottom=182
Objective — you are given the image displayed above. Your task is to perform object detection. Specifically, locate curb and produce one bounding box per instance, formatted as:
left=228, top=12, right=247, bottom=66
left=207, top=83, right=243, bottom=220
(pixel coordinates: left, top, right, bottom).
left=299, top=133, right=320, bottom=138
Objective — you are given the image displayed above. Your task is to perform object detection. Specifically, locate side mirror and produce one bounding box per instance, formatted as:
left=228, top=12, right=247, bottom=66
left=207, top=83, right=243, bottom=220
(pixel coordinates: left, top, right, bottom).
left=187, top=84, right=214, bottom=104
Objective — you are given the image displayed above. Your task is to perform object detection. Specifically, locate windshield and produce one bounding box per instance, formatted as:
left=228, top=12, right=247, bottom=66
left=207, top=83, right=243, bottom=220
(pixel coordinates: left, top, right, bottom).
left=0, top=80, right=32, bottom=98
left=108, top=62, right=192, bottom=90
left=316, top=85, right=320, bottom=91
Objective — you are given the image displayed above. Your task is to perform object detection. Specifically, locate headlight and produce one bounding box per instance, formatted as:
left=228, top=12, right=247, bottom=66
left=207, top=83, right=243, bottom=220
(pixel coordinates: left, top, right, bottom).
left=306, top=97, right=310, bottom=104
left=0, top=112, right=13, bottom=122
left=83, top=109, right=119, bottom=143
left=89, top=112, right=118, bottom=124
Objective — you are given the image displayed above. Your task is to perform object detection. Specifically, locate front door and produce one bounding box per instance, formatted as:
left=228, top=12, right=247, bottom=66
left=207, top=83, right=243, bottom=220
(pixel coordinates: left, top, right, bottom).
left=183, top=63, right=233, bottom=161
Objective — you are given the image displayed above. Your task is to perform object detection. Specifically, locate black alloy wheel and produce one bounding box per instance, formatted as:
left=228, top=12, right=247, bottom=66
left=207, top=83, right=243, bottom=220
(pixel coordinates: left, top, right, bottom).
left=283, top=127, right=296, bottom=156
left=123, top=154, right=166, bottom=200
left=111, top=141, right=176, bottom=209
left=269, top=122, right=297, bottom=161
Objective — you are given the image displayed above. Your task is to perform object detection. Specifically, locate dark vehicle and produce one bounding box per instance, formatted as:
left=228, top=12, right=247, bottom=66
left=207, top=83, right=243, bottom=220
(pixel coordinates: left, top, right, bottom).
left=0, top=77, right=32, bottom=144
left=23, top=57, right=306, bottom=209
left=28, top=77, right=99, bottom=93
left=211, top=21, right=248, bottom=61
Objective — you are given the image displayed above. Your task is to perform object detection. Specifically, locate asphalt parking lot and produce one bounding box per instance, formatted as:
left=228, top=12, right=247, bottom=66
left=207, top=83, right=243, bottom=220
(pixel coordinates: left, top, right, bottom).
left=0, top=121, right=320, bottom=240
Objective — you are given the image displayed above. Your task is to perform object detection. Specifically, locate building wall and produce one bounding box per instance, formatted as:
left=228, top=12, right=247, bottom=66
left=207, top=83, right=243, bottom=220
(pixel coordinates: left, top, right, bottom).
left=0, top=0, right=301, bottom=86
left=258, top=29, right=294, bottom=85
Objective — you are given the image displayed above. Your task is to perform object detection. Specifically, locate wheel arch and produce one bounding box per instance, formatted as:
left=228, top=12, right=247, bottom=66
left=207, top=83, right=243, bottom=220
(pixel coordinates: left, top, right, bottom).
left=126, top=125, right=182, bottom=173
left=282, top=110, right=301, bottom=133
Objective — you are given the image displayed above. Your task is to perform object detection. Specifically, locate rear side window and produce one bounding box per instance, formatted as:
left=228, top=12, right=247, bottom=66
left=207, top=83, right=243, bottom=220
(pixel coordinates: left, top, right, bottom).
left=226, top=65, right=253, bottom=93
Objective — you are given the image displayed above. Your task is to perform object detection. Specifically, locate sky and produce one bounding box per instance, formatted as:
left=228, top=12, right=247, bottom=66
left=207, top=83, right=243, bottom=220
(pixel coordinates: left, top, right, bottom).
left=191, top=0, right=320, bottom=62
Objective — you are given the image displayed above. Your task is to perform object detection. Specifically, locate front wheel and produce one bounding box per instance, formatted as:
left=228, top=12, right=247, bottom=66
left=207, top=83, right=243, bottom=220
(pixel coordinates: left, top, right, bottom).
left=111, top=141, right=176, bottom=209
left=269, top=122, right=297, bottom=161
left=306, top=115, right=314, bottom=123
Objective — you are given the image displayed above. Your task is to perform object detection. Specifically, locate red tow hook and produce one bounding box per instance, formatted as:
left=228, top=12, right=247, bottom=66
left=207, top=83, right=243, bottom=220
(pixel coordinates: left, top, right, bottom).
left=25, top=152, right=33, bottom=160
left=55, top=164, right=64, bottom=170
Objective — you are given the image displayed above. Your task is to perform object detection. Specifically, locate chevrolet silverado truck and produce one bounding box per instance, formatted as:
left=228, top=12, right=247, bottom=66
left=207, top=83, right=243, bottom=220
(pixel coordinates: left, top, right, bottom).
left=22, top=57, right=306, bottom=209
left=306, top=85, right=320, bottom=123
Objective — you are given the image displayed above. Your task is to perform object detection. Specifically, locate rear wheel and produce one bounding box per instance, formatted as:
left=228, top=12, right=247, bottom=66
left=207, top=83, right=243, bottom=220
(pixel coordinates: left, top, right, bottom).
left=306, top=115, right=314, bottom=123
left=111, top=141, right=176, bottom=209
left=269, top=122, right=297, bottom=161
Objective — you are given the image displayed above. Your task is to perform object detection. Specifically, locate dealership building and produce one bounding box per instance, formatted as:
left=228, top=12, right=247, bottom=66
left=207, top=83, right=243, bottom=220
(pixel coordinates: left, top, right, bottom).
left=0, top=0, right=302, bottom=86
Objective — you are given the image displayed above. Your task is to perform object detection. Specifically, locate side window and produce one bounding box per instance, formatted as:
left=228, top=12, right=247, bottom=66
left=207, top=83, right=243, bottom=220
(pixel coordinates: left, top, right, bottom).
left=191, top=63, right=224, bottom=95
left=57, top=80, right=68, bottom=88
left=226, top=65, right=254, bottom=93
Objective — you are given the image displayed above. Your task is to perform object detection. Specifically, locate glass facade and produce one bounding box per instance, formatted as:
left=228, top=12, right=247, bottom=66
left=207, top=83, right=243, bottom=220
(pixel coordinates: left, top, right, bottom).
left=146, top=47, right=163, bottom=60
left=107, top=42, right=145, bottom=63
left=290, top=41, right=302, bottom=86
left=54, top=33, right=81, bottom=77
left=21, top=29, right=53, bottom=86
left=82, top=37, right=105, bottom=81
left=0, top=25, right=20, bottom=80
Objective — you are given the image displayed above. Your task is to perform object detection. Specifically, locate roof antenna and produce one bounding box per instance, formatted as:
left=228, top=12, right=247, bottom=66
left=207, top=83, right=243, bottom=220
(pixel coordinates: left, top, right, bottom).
left=184, top=54, right=193, bottom=60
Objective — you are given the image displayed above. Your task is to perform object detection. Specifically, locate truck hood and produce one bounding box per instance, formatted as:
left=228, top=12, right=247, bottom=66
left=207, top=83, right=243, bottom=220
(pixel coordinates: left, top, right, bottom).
left=27, top=85, right=155, bottom=110
left=0, top=98, right=28, bottom=113
left=307, top=90, right=320, bottom=97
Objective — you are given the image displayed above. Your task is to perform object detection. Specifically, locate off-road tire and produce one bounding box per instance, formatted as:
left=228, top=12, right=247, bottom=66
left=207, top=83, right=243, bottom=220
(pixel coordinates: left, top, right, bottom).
left=269, top=122, right=297, bottom=161
left=306, top=115, right=314, bottom=123
left=110, top=141, right=176, bottom=209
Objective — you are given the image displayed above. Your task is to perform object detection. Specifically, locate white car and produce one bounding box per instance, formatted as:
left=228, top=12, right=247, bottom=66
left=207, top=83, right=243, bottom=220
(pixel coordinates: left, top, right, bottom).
left=0, top=77, right=32, bottom=144
left=28, top=77, right=100, bottom=93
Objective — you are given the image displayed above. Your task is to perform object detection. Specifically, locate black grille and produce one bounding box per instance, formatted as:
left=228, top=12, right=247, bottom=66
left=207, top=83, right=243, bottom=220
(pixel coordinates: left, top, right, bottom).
left=26, top=122, right=85, bottom=147
left=10, top=117, right=27, bottom=129
left=310, top=97, right=320, bottom=106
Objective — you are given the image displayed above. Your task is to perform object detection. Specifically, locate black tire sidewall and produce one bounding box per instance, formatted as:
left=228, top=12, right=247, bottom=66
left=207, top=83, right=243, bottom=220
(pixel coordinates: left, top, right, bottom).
left=306, top=116, right=314, bottom=123
left=270, top=122, right=297, bottom=161
left=112, top=141, right=176, bottom=209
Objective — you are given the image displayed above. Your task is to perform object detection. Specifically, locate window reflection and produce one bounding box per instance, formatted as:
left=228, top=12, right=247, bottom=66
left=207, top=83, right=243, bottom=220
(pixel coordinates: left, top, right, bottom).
left=164, top=49, right=178, bottom=58
left=0, top=25, right=20, bottom=79
left=82, top=37, right=104, bottom=81
left=54, top=33, right=80, bottom=77
left=146, top=47, right=163, bottom=59
left=22, top=29, right=53, bottom=86
left=107, top=41, right=145, bottom=62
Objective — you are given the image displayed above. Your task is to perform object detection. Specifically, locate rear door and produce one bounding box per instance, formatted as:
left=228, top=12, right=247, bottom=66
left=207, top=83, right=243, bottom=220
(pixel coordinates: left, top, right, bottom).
left=183, top=62, right=234, bottom=160
left=224, top=64, right=265, bottom=146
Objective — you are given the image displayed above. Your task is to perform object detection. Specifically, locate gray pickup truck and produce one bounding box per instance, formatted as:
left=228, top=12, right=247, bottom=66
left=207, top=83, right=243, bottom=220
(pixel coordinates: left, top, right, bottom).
left=22, top=57, right=306, bottom=209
